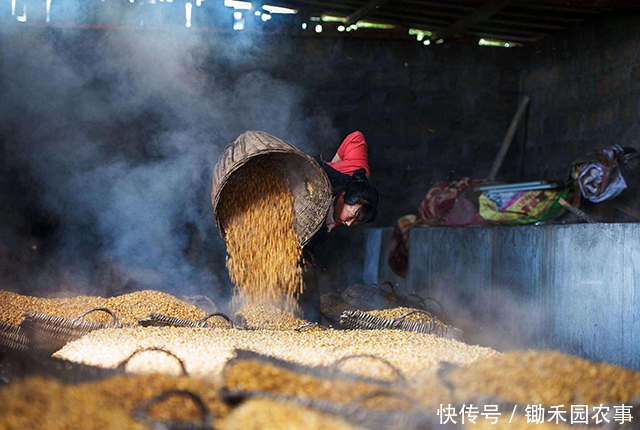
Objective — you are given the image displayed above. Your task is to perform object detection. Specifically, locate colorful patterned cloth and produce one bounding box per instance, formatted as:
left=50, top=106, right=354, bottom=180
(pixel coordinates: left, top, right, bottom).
left=389, top=177, right=483, bottom=277
left=418, top=177, right=482, bottom=222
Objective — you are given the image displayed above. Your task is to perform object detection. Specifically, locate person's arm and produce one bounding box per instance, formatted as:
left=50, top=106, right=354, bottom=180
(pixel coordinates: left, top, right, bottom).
left=330, top=152, right=342, bottom=163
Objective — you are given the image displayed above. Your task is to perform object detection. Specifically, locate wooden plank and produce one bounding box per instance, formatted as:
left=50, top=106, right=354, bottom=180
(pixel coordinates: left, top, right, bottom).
left=475, top=25, right=548, bottom=37
left=499, top=11, right=585, bottom=23
left=368, top=4, right=568, bottom=32
left=385, top=2, right=465, bottom=19
left=467, top=31, right=540, bottom=43
left=263, top=0, right=363, bottom=10
left=489, top=96, right=530, bottom=181
left=558, top=198, right=598, bottom=224
left=361, top=16, right=441, bottom=32
left=486, top=17, right=565, bottom=30
left=266, top=0, right=355, bottom=12
left=430, top=0, right=512, bottom=41
left=368, top=10, right=450, bottom=26
left=403, top=0, right=475, bottom=12
left=390, top=3, right=582, bottom=25
left=511, top=4, right=602, bottom=14
left=345, top=0, right=393, bottom=25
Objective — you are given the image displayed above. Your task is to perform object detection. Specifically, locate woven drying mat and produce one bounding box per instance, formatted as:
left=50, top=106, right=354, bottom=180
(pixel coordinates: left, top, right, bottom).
left=138, top=312, right=235, bottom=329
left=435, top=361, right=640, bottom=428
left=138, top=313, right=318, bottom=333
left=20, top=307, right=128, bottom=354
left=340, top=309, right=463, bottom=341
left=220, top=389, right=443, bottom=430
left=0, top=348, right=122, bottom=385
left=225, top=349, right=401, bottom=388
left=0, top=320, right=29, bottom=351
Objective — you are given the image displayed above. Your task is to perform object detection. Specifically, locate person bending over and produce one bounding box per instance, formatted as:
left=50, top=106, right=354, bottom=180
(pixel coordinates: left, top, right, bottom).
left=300, top=131, right=378, bottom=321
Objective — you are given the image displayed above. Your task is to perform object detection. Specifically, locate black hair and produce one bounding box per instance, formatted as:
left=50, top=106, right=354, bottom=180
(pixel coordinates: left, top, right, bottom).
left=343, top=168, right=378, bottom=223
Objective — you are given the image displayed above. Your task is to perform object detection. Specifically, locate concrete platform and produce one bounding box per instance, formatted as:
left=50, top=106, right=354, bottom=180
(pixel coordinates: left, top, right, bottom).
left=364, top=223, right=640, bottom=370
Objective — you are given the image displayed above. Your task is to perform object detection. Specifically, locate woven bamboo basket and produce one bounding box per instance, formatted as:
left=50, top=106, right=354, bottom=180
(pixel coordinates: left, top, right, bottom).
left=0, top=320, right=29, bottom=351
left=211, top=131, right=332, bottom=246
left=19, top=307, right=124, bottom=353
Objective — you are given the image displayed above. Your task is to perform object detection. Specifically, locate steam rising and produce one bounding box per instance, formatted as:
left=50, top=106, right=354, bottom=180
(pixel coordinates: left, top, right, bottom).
left=0, top=15, right=337, bottom=299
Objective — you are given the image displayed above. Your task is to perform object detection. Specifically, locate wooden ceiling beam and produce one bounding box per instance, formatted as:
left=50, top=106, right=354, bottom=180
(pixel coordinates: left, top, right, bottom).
left=266, top=0, right=363, bottom=10
left=430, top=0, right=512, bottom=41
left=404, top=1, right=474, bottom=11
left=345, top=0, right=393, bottom=25
left=357, top=1, right=585, bottom=25
left=371, top=9, right=449, bottom=25
left=475, top=25, right=548, bottom=37
left=486, top=18, right=564, bottom=30
left=270, top=0, right=442, bottom=26
left=267, top=0, right=355, bottom=12
left=369, top=2, right=582, bottom=28
left=498, top=11, right=585, bottom=23
left=467, top=31, right=539, bottom=43
left=510, top=4, right=601, bottom=14
left=386, top=1, right=464, bottom=18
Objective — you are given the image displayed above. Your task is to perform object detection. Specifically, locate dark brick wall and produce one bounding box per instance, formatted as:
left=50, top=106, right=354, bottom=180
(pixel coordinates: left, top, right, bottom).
left=281, top=38, right=521, bottom=291
left=0, top=27, right=520, bottom=297
left=310, top=40, right=520, bottom=225
left=518, top=14, right=640, bottom=182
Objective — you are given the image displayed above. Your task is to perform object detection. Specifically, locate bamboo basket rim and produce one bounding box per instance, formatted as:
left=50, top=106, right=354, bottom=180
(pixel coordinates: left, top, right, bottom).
left=211, top=131, right=332, bottom=246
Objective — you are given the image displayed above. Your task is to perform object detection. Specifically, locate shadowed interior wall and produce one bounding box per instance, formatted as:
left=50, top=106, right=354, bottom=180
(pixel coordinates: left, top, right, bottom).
left=517, top=14, right=640, bottom=182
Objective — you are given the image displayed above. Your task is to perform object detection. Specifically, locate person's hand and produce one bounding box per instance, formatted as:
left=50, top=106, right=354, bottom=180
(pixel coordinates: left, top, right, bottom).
left=330, top=151, right=342, bottom=163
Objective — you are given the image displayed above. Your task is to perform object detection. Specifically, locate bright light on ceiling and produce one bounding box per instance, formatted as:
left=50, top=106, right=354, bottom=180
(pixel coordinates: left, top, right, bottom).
left=262, top=5, right=297, bottom=14
left=224, top=0, right=252, bottom=9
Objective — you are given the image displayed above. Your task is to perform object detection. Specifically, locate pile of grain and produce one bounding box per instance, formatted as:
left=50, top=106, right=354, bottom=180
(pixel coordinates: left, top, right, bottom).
left=0, top=373, right=228, bottom=430
left=223, top=358, right=402, bottom=408
left=469, top=411, right=582, bottom=430
left=217, top=398, right=364, bottom=430
left=445, top=350, right=640, bottom=406
left=0, top=290, right=206, bottom=325
left=218, top=158, right=303, bottom=312
left=235, top=304, right=314, bottom=330
left=55, top=326, right=499, bottom=382
left=0, top=290, right=102, bottom=325
left=105, top=290, right=207, bottom=324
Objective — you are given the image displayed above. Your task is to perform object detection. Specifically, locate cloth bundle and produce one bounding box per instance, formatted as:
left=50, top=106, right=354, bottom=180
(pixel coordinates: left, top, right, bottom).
left=569, top=145, right=632, bottom=203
